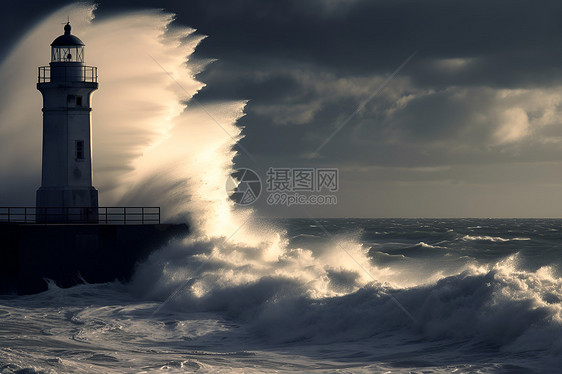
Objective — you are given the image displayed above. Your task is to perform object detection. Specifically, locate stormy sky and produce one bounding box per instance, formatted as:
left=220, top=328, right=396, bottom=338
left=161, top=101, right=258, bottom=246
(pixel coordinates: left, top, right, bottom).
left=3, top=0, right=562, bottom=217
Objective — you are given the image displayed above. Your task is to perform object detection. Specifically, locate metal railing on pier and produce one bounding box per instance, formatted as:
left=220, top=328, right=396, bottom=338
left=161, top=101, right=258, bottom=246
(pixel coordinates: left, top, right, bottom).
left=0, top=207, right=160, bottom=225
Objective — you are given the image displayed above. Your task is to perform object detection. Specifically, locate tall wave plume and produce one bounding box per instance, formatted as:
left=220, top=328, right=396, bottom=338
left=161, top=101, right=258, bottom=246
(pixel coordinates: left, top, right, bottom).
left=0, top=3, right=382, bottom=296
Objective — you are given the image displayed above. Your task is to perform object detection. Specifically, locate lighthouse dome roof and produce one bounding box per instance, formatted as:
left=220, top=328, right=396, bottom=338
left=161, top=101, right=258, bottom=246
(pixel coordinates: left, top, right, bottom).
left=51, top=23, right=84, bottom=46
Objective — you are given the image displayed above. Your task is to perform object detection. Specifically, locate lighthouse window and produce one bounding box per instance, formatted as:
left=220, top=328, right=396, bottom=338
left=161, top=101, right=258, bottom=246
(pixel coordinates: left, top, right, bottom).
left=67, top=95, right=83, bottom=107
left=76, top=141, right=84, bottom=160
left=51, top=46, right=84, bottom=63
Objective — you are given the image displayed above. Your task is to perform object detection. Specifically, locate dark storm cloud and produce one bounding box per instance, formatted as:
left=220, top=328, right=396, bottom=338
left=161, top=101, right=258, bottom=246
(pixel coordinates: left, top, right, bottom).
left=176, top=0, right=562, bottom=83
left=65, top=0, right=562, bottom=86
left=140, top=0, right=562, bottom=175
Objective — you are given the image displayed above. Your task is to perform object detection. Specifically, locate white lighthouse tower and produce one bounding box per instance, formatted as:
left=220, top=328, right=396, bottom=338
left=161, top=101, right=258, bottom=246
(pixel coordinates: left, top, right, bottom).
left=36, top=23, right=98, bottom=223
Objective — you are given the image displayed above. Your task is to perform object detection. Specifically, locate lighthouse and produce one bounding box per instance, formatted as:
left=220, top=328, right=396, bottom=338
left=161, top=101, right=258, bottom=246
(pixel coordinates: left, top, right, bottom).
left=36, top=23, right=98, bottom=223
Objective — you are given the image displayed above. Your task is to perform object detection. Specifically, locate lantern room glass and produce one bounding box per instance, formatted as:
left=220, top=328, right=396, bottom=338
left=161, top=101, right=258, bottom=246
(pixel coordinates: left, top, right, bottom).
left=51, top=45, right=84, bottom=63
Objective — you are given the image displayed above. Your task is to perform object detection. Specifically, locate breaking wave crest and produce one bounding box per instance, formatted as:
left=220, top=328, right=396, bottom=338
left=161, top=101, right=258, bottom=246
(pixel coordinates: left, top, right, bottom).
left=462, top=235, right=531, bottom=242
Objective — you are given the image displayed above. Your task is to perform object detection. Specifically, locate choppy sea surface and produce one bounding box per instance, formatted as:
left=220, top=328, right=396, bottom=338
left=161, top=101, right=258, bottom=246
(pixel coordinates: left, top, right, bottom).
left=1, top=218, right=561, bottom=373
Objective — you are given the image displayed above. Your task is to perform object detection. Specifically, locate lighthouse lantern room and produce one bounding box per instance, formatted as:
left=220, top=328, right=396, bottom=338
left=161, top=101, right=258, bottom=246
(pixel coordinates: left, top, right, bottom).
left=36, top=23, right=99, bottom=223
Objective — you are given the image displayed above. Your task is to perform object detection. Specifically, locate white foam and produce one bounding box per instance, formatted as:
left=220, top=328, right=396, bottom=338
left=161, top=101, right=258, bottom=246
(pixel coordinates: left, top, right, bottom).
left=462, top=235, right=531, bottom=242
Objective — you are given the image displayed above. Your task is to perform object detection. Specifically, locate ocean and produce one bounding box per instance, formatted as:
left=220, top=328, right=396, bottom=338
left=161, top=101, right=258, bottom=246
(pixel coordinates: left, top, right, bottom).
left=1, top=218, right=561, bottom=373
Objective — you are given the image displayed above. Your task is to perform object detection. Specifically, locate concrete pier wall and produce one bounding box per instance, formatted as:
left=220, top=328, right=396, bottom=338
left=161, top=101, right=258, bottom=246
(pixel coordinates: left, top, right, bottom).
left=0, top=223, right=189, bottom=295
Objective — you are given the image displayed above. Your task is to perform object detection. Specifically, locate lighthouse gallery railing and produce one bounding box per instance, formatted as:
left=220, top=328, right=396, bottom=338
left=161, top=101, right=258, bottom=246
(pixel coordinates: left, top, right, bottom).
left=0, top=207, right=160, bottom=225
left=38, top=66, right=98, bottom=83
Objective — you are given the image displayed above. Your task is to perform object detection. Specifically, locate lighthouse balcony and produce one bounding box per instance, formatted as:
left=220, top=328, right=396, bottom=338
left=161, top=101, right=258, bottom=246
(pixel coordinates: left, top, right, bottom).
left=38, top=65, right=98, bottom=84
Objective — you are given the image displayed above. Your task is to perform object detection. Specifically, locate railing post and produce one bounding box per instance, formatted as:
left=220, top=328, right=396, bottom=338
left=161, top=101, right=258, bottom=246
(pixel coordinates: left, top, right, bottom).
left=124, top=207, right=127, bottom=225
